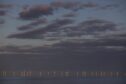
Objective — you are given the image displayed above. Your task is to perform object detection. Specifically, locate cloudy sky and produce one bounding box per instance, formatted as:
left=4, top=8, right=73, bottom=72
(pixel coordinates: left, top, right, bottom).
left=0, top=0, right=126, bottom=47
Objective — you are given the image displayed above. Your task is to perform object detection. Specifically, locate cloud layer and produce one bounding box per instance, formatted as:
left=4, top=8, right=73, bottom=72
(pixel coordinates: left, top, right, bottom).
left=1, top=0, right=124, bottom=49
left=18, top=18, right=47, bottom=31
left=7, top=19, right=118, bottom=39
left=8, top=18, right=75, bottom=39
left=18, top=1, right=100, bottom=20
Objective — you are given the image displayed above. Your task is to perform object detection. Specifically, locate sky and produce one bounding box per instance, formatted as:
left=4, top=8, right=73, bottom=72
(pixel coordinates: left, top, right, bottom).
left=0, top=0, right=126, bottom=47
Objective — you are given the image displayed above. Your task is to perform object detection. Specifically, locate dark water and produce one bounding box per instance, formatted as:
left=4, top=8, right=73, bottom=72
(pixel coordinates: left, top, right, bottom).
left=0, top=78, right=126, bottom=84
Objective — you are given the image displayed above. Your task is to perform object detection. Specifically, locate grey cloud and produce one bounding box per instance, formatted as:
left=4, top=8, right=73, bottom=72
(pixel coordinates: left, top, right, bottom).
left=56, top=19, right=117, bottom=37
left=62, top=12, right=77, bottom=18
left=19, top=5, right=53, bottom=20
left=7, top=19, right=75, bottom=39
left=79, top=19, right=117, bottom=33
left=0, top=19, right=5, bottom=24
left=51, top=1, right=98, bottom=11
left=7, top=19, right=119, bottom=39
left=18, top=25, right=33, bottom=31
left=0, top=10, right=7, bottom=16
left=19, top=1, right=99, bottom=20
left=1, top=39, right=126, bottom=53
left=50, top=1, right=81, bottom=10
left=100, top=4, right=120, bottom=10
left=18, top=18, right=47, bottom=31
left=18, top=1, right=118, bottom=20
left=0, top=3, right=13, bottom=9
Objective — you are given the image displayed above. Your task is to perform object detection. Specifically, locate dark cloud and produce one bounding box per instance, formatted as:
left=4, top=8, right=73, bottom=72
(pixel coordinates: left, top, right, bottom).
left=51, top=1, right=119, bottom=11
left=28, top=18, right=47, bottom=26
left=99, top=38, right=126, bottom=47
left=0, top=10, right=6, bottom=16
left=115, top=33, right=126, bottom=38
left=8, top=19, right=75, bottom=39
left=54, top=1, right=120, bottom=11
left=52, top=40, right=126, bottom=50
left=8, top=18, right=122, bottom=41
left=19, top=5, right=53, bottom=20
left=2, top=36, right=126, bottom=55
left=57, top=19, right=117, bottom=37
left=62, top=12, right=77, bottom=17
left=100, top=4, right=120, bottom=10
left=0, top=3, right=13, bottom=9
left=79, top=19, right=117, bottom=33
left=7, top=30, right=43, bottom=39
left=18, top=1, right=118, bottom=20
left=0, top=45, right=19, bottom=51
left=80, top=2, right=98, bottom=8
left=1, top=38, right=126, bottom=53
left=0, top=4, right=14, bottom=16
left=51, top=1, right=98, bottom=11
left=7, top=19, right=118, bottom=39
left=19, top=2, right=99, bottom=19
left=0, top=45, right=35, bottom=53
left=18, top=25, right=32, bottom=31
left=51, top=18, right=75, bottom=27
left=18, top=18, right=47, bottom=30
left=0, top=19, right=5, bottom=24
left=50, top=1, right=80, bottom=10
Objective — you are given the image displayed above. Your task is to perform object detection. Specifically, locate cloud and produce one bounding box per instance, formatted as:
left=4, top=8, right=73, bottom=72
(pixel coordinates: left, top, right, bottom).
left=80, top=2, right=98, bottom=9
left=51, top=1, right=81, bottom=10
left=27, top=18, right=47, bottom=26
left=0, top=51, right=41, bottom=55
left=79, top=19, right=117, bottom=33
left=100, top=4, right=120, bottom=10
left=0, top=3, right=14, bottom=17
left=19, top=5, right=53, bottom=20
left=8, top=18, right=125, bottom=49
left=0, top=45, right=41, bottom=54
left=99, top=33, right=126, bottom=47
left=19, top=1, right=99, bottom=20
left=18, top=25, right=32, bottom=31
left=0, top=45, right=19, bottom=52
left=0, top=3, right=13, bottom=9
left=7, top=31, right=42, bottom=39
left=62, top=12, right=77, bottom=17
left=55, top=19, right=117, bottom=37
left=52, top=37, right=126, bottom=48
left=0, top=10, right=7, bottom=16
left=18, top=18, right=47, bottom=30
left=1, top=39, right=126, bottom=55
left=51, top=1, right=120, bottom=11
left=104, top=46, right=126, bottom=50
left=0, top=19, right=5, bottom=24
left=8, top=18, right=75, bottom=39
left=1, top=39, right=126, bottom=54
left=7, top=19, right=119, bottom=39
left=51, top=1, right=98, bottom=11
